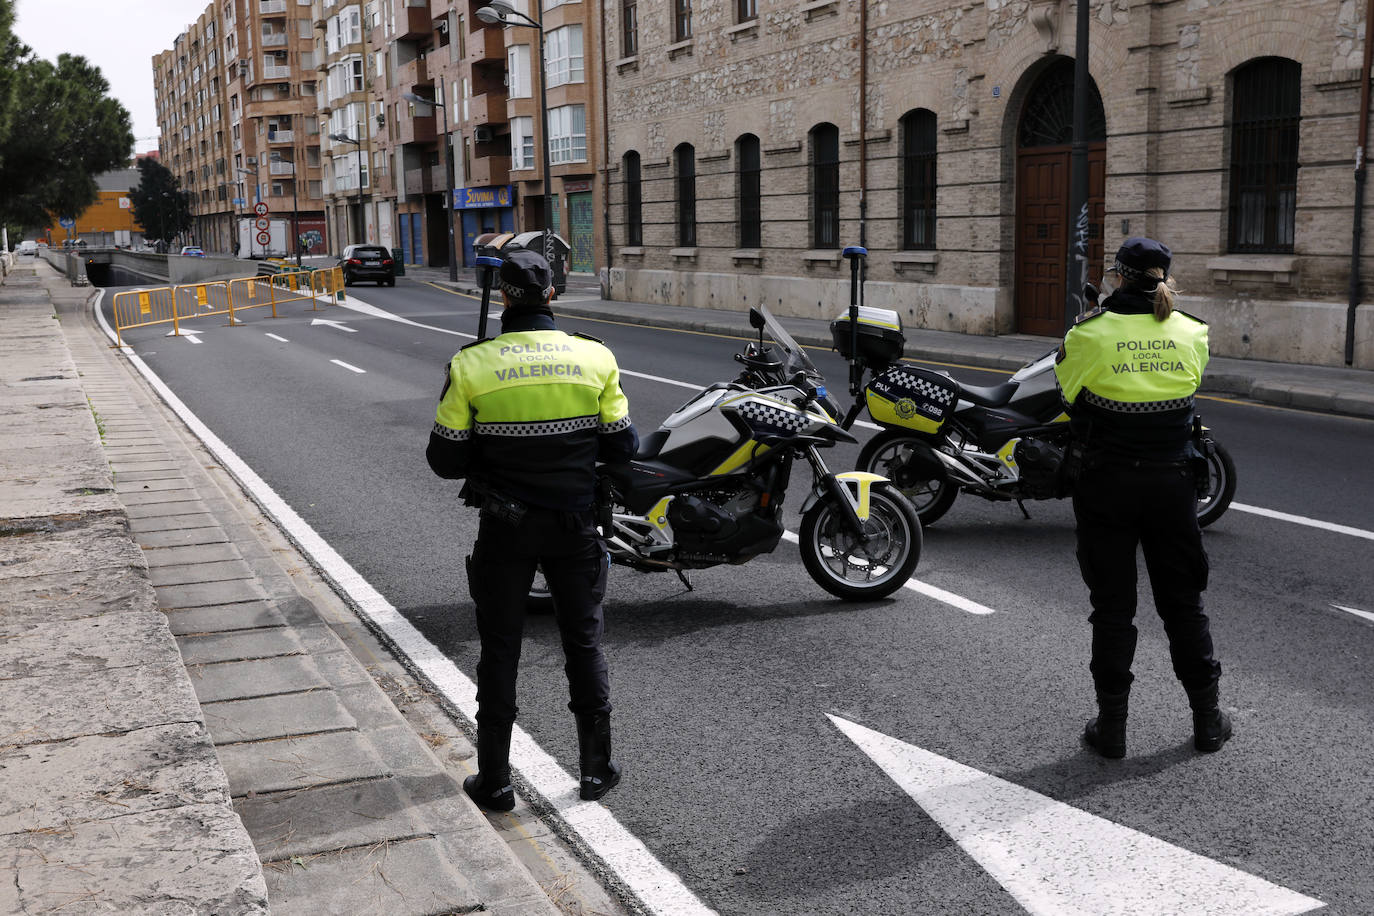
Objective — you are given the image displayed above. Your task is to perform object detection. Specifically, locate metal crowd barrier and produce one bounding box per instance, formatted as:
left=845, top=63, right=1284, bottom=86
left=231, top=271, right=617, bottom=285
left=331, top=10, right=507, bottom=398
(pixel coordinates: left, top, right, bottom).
left=110, top=267, right=349, bottom=347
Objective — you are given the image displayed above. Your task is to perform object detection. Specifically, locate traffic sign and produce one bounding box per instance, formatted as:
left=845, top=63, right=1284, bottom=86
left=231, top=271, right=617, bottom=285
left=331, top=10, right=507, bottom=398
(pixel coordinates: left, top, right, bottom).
left=254, top=217, right=270, bottom=231
left=256, top=230, right=271, bottom=245
left=58, top=216, right=75, bottom=228
left=253, top=202, right=269, bottom=217
left=232, top=197, right=246, bottom=206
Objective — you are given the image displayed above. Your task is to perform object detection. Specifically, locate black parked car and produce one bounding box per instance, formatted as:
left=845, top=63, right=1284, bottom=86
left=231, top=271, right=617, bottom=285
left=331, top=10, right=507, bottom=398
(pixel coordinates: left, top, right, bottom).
left=338, top=244, right=395, bottom=286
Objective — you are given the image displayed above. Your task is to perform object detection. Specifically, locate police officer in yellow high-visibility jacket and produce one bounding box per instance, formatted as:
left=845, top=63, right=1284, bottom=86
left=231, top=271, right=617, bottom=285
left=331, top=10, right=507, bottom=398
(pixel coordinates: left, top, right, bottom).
left=427, top=250, right=637, bottom=810
left=1054, top=237, right=1230, bottom=759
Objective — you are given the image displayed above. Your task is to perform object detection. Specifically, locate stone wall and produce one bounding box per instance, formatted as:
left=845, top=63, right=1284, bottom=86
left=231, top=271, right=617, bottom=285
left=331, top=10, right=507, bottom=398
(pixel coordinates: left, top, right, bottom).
left=604, top=0, right=1374, bottom=367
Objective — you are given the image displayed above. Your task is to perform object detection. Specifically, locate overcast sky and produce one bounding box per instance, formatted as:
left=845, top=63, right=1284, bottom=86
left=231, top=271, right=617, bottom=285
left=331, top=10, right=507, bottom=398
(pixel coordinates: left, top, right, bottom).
left=13, top=0, right=211, bottom=155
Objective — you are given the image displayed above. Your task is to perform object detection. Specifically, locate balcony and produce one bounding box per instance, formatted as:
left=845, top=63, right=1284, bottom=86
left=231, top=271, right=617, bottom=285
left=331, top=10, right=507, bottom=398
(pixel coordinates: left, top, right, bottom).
left=259, top=0, right=286, bottom=15
left=403, top=165, right=448, bottom=195
left=469, top=25, right=505, bottom=63
left=396, top=3, right=431, bottom=40
left=395, top=112, right=436, bottom=145
left=397, top=56, right=430, bottom=90
left=262, top=64, right=292, bottom=80
left=267, top=129, right=295, bottom=143
left=465, top=154, right=510, bottom=188
left=467, top=92, right=507, bottom=128
left=261, top=32, right=288, bottom=47
left=269, top=160, right=296, bottom=175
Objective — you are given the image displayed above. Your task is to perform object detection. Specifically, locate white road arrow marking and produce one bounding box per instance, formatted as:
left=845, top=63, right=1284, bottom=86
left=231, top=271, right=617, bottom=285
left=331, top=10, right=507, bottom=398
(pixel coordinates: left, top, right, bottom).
left=1333, top=604, right=1374, bottom=624
left=311, top=318, right=357, bottom=332
left=828, top=714, right=1324, bottom=916
left=167, top=329, right=202, bottom=344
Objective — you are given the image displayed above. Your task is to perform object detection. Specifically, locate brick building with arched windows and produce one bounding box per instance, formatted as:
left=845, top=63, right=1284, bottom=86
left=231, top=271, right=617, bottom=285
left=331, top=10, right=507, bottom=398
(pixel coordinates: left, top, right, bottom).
left=601, top=0, right=1374, bottom=369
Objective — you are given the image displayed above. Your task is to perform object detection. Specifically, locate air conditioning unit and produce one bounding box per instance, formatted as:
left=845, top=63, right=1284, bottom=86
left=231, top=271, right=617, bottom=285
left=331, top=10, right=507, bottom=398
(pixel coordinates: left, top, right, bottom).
left=474, top=126, right=494, bottom=144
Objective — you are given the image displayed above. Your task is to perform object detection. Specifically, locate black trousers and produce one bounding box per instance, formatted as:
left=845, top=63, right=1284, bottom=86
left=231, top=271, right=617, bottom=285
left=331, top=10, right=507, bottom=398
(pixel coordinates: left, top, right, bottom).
left=466, top=506, right=611, bottom=730
left=1072, top=462, right=1220, bottom=696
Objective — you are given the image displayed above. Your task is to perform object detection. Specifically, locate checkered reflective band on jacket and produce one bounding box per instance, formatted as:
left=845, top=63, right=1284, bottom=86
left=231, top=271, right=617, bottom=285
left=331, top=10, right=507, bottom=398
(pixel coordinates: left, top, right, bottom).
left=431, top=328, right=634, bottom=510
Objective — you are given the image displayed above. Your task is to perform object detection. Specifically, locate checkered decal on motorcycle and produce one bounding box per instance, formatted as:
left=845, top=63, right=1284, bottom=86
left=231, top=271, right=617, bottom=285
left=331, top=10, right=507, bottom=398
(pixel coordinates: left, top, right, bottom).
left=736, top=400, right=810, bottom=435
left=868, top=366, right=960, bottom=427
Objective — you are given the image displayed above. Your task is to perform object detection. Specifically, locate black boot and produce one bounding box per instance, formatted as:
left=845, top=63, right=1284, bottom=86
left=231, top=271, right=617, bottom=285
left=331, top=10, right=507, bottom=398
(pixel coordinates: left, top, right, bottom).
left=575, top=713, right=622, bottom=801
left=463, top=725, right=515, bottom=812
left=1186, top=682, right=1233, bottom=753
left=1083, top=689, right=1129, bottom=759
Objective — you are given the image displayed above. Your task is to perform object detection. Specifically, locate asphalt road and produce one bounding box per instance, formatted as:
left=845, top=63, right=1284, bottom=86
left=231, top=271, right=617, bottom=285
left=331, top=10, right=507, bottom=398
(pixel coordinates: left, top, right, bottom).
left=100, top=276, right=1374, bottom=915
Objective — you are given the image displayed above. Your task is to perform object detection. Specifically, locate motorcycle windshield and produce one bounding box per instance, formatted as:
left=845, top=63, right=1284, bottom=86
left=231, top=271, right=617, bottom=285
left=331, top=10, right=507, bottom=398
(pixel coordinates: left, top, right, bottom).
left=758, top=306, right=821, bottom=381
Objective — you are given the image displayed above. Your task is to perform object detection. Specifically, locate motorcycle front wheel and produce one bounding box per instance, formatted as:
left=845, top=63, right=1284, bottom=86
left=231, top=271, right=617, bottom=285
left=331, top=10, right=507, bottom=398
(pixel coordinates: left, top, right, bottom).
left=1197, top=437, right=1237, bottom=528
left=800, top=482, right=922, bottom=601
left=857, top=432, right=959, bottom=527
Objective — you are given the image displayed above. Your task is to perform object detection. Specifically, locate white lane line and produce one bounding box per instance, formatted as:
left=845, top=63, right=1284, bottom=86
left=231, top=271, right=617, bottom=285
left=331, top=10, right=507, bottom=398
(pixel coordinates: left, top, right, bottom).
left=331, top=359, right=366, bottom=374
left=91, top=294, right=716, bottom=916
left=265, top=333, right=289, bottom=343
left=780, top=530, right=997, bottom=615
left=1333, top=604, right=1374, bottom=624
left=1232, top=502, right=1374, bottom=541
left=829, top=714, right=1324, bottom=916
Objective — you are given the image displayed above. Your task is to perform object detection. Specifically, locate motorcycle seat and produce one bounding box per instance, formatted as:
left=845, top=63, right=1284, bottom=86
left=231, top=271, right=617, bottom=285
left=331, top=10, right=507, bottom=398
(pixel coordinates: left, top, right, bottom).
left=635, top=429, right=669, bottom=460
left=958, top=380, right=1020, bottom=408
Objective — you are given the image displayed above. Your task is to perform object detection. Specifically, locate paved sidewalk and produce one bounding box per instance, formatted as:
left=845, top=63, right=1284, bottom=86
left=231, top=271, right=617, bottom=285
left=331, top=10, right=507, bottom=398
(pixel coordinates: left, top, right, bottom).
left=405, top=263, right=1374, bottom=421
left=1, top=261, right=591, bottom=914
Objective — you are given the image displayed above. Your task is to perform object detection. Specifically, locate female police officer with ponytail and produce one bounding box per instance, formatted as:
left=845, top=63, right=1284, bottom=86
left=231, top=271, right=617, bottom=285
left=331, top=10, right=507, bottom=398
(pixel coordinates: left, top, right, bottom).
left=1054, top=237, right=1231, bottom=759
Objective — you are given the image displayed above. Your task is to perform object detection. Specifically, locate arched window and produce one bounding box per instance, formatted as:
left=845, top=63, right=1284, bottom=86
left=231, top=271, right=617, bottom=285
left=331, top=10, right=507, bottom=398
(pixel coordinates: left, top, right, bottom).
left=810, top=123, right=839, bottom=248
left=676, top=143, right=696, bottom=247
left=736, top=134, right=761, bottom=249
left=1228, top=57, right=1300, bottom=253
left=900, top=109, right=937, bottom=250
left=623, top=150, right=642, bottom=246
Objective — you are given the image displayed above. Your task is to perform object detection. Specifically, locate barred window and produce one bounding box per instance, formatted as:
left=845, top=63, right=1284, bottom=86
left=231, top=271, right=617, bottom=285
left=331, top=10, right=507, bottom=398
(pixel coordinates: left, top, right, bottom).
left=622, top=0, right=637, bottom=56
left=676, top=143, right=696, bottom=247
left=1228, top=57, right=1300, bottom=254
left=737, top=134, right=761, bottom=248
left=810, top=123, right=840, bottom=249
left=900, top=109, right=937, bottom=250
left=674, top=0, right=692, bottom=42
left=624, top=151, right=642, bottom=246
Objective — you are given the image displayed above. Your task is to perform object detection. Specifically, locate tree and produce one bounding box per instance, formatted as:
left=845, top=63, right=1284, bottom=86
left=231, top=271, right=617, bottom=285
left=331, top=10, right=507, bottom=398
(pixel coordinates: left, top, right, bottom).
left=128, top=158, right=192, bottom=245
left=0, top=45, right=133, bottom=231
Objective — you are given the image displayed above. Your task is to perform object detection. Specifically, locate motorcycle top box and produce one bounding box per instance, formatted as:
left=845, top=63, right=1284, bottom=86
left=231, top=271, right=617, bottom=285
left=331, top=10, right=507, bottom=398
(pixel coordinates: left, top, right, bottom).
left=865, top=366, right=960, bottom=435
left=830, top=306, right=905, bottom=369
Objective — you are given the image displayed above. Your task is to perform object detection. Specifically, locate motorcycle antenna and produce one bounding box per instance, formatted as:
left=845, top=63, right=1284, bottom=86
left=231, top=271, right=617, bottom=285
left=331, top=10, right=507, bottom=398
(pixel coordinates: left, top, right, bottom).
left=842, top=246, right=867, bottom=397
left=474, top=255, right=503, bottom=340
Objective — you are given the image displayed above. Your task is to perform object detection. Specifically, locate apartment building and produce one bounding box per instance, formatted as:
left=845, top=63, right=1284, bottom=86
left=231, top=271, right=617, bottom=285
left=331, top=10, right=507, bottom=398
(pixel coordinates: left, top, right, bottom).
left=602, top=0, right=1374, bottom=368
left=154, top=0, right=328, bottom=257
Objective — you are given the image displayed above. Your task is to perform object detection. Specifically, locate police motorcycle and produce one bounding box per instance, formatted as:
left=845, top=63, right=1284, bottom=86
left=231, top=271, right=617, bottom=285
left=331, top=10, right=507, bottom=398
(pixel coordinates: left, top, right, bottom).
left=830, top=247, right=1237, bottom=528
left=588, top=305, right=923, bottom=601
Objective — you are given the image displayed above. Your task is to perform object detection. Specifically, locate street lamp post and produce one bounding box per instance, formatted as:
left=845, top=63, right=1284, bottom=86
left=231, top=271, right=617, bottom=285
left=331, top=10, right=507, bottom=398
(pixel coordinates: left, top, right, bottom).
left=476, top=1, right=553, bottom=266
left=234, top=167, right=255, bottom=257
left=404, top=90, right=458, bottom=282
left=271, top=153, right=301, bottom=266
left=329, top=132, right=365, bottom=246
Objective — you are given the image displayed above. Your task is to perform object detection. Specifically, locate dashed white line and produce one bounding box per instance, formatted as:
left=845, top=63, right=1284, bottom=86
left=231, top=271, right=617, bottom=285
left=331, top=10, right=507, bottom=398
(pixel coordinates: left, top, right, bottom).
left=265, top=333, right=289, bottom=342
left=331, top=359, right=365, bottom=374
left=1232, top=503, right=1374, bottom=541
left=781, top=530, right=997, bottom=614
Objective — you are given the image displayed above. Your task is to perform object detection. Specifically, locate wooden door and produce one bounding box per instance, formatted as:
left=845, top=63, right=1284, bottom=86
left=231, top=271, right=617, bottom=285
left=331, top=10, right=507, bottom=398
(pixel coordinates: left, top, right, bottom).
left=1015, top=145, right=1106, bottom=336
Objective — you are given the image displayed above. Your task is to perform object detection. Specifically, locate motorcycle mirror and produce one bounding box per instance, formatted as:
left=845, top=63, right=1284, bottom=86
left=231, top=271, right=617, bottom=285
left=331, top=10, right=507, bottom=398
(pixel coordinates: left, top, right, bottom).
left=748, top=308, right=766, bottom=330
left=1084, top=283, right=1099, bottom=306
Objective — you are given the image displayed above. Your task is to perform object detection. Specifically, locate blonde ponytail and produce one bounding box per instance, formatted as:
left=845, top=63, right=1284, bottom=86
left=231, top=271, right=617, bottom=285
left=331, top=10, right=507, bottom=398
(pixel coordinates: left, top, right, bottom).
left=1149, top=268, right=1177, bottom=321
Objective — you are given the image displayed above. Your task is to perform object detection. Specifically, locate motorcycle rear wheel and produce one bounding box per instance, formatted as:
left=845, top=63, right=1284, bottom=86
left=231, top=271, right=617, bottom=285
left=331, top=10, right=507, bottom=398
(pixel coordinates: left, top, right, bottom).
left=1197, top=437, right=1237, bottom=528
left=857, top=432, right=959, bottom=527
left=800, top=483, right=922, bottom=601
